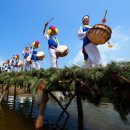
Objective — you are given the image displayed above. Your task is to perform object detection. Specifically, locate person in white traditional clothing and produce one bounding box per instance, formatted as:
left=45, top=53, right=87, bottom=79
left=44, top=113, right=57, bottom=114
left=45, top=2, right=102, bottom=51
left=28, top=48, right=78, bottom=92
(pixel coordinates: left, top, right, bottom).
left=31, top=41, right=40, bottom=70
left=22, top=46, right=31, bottom=71
left=14, top=54, right=23, bottom=72
left=5, top=60, right=11, bottom=72
left=1, top=62, right=6, bottom=72
left=78, top=15, right=106, bottom=68
left=10, top=55, right=16, bottom=71
left=43, top=22, right=59, bottom=68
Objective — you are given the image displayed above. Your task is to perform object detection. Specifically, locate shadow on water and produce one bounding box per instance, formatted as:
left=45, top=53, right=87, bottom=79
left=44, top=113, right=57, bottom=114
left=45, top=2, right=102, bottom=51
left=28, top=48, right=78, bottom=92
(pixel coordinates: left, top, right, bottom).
left=1, top=85, right=130, bottom=130
left=0, top=103, right=35, bottom=130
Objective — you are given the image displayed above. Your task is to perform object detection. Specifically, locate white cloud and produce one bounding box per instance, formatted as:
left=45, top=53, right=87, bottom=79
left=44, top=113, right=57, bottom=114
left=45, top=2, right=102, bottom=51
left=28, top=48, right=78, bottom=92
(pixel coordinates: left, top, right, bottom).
left=98, top=25, right=130, bottom=64
left=69, top=51, right=83, bottom=66
left=98, top=42, right=120, bottom=53
left=98, top=26, right=129, bottom=53
left=112, top=26, right=130, bottom=42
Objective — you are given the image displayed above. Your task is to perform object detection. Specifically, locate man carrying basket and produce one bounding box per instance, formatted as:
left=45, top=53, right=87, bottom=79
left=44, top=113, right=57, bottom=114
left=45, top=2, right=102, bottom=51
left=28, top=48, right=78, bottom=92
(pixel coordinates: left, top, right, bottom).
left=78, top=15, right=106, bottom=68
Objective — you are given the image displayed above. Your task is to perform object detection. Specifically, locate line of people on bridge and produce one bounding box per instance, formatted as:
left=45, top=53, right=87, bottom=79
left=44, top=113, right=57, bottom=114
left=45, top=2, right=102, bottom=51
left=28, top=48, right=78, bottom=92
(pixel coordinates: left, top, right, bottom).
left=1, top=14, right=109, bottom=73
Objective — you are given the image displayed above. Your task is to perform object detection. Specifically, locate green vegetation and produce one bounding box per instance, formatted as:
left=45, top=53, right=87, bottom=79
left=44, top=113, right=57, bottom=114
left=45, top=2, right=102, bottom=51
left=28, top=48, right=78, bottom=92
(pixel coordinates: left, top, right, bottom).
left=0, top=61, right=130, bottom=122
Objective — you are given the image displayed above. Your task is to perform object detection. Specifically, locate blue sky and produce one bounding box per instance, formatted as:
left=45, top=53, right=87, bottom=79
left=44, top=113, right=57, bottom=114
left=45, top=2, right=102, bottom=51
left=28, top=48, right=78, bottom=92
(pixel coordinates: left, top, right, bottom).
left=0, top=0, right=130, bottom=68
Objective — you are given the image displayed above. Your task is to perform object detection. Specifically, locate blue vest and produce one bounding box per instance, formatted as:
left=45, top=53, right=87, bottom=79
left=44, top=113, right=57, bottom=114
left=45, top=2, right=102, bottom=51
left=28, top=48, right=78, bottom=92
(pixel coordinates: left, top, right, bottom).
left=48, top=36, right=58, bottom=48
left=15, top=60, right=19, bottom=67
left=11, top=59, right=15, bottom=66
left=31, top=49, right=38, bottom=60
left=83, top=26, right=91, bottom=46
left=23, top=51, right=29, bottom=59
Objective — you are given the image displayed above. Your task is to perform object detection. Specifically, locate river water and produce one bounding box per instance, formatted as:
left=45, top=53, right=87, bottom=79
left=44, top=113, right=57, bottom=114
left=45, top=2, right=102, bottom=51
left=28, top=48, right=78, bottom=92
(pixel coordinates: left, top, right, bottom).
left=0, top=92, right=130, bottom=130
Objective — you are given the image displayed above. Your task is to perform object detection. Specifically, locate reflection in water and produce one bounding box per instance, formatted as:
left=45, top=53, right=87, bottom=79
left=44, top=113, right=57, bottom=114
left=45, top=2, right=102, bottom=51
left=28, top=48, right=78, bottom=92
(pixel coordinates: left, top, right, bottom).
left=42, top=112, right=70, bottom=130
left=0, top=103, right=35, bottom=130
left=0, top=104, right=3, bottom=116
left=0, top=88, right=130, bottom=130
left=113, top=88, right=130, bottom=123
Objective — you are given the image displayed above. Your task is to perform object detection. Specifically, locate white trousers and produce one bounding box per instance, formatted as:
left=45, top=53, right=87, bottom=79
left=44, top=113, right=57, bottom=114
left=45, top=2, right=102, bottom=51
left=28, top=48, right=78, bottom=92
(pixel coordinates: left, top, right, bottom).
left=11, top=66, right=15, bottom=72
left=32, top=60, right=40, bottom=70
left=49, top=48, right=57, bottom=68
left=7, top=69, right=11, bottom=72
left=14, top=67, right=21, bottom=72
left=23, top=59, right=31, bottom=71
left=84, top=43, right=101, bottom=68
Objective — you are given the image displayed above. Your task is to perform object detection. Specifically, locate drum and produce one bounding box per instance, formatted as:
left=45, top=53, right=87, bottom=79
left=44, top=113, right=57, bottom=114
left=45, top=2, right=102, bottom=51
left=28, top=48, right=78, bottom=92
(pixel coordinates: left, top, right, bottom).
left=18, top=61, right=23, bottom=67
left=36, top=51, right=45, bottom=60
left=87, top=24, right=112, bottom=45
left=26, top=55, right=32, bottom=64
left=56, top=45, right=69, bottom=57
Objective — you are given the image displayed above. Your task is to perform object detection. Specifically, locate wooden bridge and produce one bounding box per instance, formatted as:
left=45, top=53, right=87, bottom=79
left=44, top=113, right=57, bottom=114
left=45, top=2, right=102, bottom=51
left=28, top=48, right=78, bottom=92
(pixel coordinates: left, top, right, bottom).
left=0, top=61, right=130, bottom=130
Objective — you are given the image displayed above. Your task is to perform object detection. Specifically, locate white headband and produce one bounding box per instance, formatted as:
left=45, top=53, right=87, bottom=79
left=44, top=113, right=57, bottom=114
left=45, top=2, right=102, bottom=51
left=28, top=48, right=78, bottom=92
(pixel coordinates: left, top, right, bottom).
left=82, top=16, right=90, bottom=22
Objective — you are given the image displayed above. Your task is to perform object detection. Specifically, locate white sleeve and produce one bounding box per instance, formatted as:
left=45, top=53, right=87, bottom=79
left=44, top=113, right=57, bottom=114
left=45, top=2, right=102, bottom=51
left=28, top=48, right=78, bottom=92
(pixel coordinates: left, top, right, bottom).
left=56, top=39, right=60, bottom=46
left=77, top=26, right=86, bottom=40
left=22, top=50, right=25, bottom=55
left=43, top=33, right=50, bottom=40
left=30, top=48, right=33, bottom=54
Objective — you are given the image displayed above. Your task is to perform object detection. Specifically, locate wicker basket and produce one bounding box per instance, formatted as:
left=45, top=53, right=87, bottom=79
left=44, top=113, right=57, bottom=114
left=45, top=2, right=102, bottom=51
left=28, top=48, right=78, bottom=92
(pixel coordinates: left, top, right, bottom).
left=87, top=24, right=112, bottom=45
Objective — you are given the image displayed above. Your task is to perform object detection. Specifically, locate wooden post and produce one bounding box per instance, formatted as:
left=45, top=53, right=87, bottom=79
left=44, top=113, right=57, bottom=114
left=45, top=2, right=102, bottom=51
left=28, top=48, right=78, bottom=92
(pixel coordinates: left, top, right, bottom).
left=0, top=85, right=9, bottom=104
left=2, top=84, right=3, bottom=93
left=13, top=83, right=17, bottom=110
left=35, top=91, right=48, bottom=129
left=76, top=92, right=84, bottom=130
left=76, top=81, right=84, bottom=130
left=7, top=84, right=9, bottom=103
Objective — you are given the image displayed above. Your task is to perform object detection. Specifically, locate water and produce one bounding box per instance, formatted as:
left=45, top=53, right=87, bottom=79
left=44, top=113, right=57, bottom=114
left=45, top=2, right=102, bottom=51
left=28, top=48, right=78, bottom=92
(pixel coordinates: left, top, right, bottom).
left=0, top=92, right=130, bottom=130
